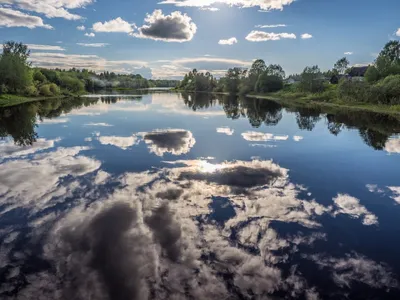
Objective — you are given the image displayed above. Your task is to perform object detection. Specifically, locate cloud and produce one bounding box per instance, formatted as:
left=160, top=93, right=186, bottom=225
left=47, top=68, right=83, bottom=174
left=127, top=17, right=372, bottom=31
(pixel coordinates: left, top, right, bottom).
left=333, top=194, right=378, bottom=226
left=92, top=17, right=134, bottom=33
left=293, top=136, right=303, bottom=142
left=388, top=186, right=400, bottom=204
left=0, top=146, right=100, bottom=212
left=218, top=37, right=238, bottom=45
left=246, top=31, right=296, bottom=42
left=308, top=253, right=397, bottom=289
left=301, top=33, right=313, bottom=39
left=199, top=7, right=219, bottom=11
left=134, top=10, right=197, bottom=42
left=40, top=118, right=70, bottom=124
left=396, top=28, right=400, bottom=37
left=2, top=0, right=94, bottom=20
left=141, top=129, right=196, bottom=156
left=84, top=122, right=113, bottom=127
left=26, top=44, right=65, bottom=51
left=77, top=25, right=85, bottom=31
left=385, top=137, right=400, bottom=154
left=159, top=0, right=295, bottom=11
left=344, top=52, right=353, bottom=55
left=77, top=43, right=109, bottom=47
left=29, top=52, right=147, bottom=73
left=84, top=32, right=95, bottom=37
left=0, top=7, right=53, bottom=29
left=242, top=131, right=289, bottom=142
left=216, top=127, right=234, bottom=135
left=256, top=24, right=287, bottom=28
left=0, top=138, right=60, bottom=159
left=98, top=135, right=139, bottom=150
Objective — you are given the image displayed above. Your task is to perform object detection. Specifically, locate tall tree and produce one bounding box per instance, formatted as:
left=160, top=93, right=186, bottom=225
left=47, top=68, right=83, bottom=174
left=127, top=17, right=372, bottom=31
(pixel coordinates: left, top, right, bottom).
left=334, top=57, right=350, bottom=75
left=378, top=40, right=400, bottom=64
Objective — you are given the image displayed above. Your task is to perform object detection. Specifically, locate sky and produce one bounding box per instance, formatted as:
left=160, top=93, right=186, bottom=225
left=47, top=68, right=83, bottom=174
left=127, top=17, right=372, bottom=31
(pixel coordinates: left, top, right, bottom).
left=0, top=0, right=399, bottom=79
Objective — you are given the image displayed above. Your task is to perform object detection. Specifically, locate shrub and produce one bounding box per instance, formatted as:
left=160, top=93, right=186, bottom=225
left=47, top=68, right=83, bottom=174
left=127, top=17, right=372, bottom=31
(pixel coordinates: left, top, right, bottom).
left=39, top=84, right=53, bottom=96
left=49, top=83, right=61, bottom=95
left=0, top=84, right=8, bottom=95
left=337, top=79, right=369, bottom=102
left=33, top=70, right=46, bottom=83
left=24, top=85, right=38, bottom=97
left=375, top=75, right=400, bottom=104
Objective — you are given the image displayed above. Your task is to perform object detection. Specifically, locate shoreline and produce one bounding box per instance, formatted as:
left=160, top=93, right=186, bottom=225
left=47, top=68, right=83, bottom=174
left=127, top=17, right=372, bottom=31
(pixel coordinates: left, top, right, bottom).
left=2, top=90, right=400, bottom=117
left=0, top=95, right=72, bottom=108
left=247, top=93, right=400, bottom=116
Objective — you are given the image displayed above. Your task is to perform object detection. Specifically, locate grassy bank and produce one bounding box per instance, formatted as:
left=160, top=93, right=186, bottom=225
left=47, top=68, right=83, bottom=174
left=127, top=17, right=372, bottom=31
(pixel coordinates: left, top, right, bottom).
left=0, top=94, right=68, bottom=107
left=247, top=91, right=400, bottom=116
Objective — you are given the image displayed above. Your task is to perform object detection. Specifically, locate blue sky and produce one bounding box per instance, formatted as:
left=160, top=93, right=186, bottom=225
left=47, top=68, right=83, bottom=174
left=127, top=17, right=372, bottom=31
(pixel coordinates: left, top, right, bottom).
left=0, top=0, right=399, bottom=79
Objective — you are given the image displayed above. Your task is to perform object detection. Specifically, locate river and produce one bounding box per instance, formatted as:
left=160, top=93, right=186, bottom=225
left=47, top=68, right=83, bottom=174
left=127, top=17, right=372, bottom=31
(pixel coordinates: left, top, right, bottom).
left=1, top=91, right=400, bottom=299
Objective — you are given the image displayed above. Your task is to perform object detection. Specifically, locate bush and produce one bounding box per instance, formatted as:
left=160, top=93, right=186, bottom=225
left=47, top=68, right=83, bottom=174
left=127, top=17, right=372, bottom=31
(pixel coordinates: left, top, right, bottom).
left=0, top=84, right=8, bottom=95
left=24, top=85, right=38, bottom=97
left=33, top=70, right=46, bottom=83
left=255, top=74, right=283, bottom=93
left=365, top=66, right=380, bottom=83
left=337, top=79, right=369, bottom=102
left=375, top=75, right=400, bottom=104
left=49, top=83, right=60, bottom=95
left=59, top=74, right=85, bottom=93
left=39, top=84, right=53, bottom=96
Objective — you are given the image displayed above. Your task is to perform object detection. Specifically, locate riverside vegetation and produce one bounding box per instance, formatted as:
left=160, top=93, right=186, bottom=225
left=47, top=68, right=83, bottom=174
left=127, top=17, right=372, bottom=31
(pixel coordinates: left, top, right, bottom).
left=177, top=40, right=400, bottom=113
left=0, top=41, right=178, bottom=106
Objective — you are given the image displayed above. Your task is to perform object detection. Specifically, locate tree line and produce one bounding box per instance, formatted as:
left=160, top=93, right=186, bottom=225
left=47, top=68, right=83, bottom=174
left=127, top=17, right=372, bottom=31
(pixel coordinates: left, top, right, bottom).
left=178, top=40, right=400, bottom=106
left=0, top=41, right=179, bottom=99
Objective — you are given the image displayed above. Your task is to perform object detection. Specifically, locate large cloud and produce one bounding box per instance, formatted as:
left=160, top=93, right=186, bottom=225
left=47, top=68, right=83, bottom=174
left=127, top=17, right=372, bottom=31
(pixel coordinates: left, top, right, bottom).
left=134, top=10, right=197, bottom=42
left=92, top=17, right=134, bottom=33
left=1, top=155, right=395, bottom=299
left=140, top=129, right=196, bottom=156
left=159, top=0, right=295, bottom=11
left=98, top=135, right=139, bottom=150
left=0, top=7, right=53, bottom=29
left=333, top=194, right=378, bottom=226
left=246, top=31, right=296, bottom=42
left=0, top=0, right=94, bottom=20
left=385, top=137, right=400, bottom=154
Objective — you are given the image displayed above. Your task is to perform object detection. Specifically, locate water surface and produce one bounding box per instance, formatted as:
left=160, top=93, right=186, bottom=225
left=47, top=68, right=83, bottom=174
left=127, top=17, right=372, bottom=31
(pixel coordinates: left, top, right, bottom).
left=1, top=92, right=400, bottom=299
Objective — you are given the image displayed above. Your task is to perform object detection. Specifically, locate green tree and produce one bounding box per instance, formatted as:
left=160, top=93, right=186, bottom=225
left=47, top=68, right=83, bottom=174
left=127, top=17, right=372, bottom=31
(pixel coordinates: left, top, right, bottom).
left=379, top=40, right=400, bottom=64
left=334, top=57, right=350, bottom=75
left=265, top=64, right=285, bottom=79
left=255, top=73, right=283, bottom=93
left=0, top=54, right=32, bottom=93
left=299, top=66, right=325, bottom=93
left=3, top=41, right=30, bottom=63
left=364, top=65, right=380, bottom=83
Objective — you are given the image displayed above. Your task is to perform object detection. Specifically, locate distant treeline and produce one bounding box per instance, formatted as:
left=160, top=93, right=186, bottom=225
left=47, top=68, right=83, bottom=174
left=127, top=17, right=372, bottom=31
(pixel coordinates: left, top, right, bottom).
left=178, top=41, right=400, bottom=106
left=0, top=41, right=179, bottom=98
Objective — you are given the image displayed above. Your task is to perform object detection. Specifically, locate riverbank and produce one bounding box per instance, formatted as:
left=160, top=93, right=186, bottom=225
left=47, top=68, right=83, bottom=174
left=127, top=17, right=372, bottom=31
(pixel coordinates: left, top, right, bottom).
left=247, top=92, right=400, bottom=116
left=0, top=94, right=67, bottom=107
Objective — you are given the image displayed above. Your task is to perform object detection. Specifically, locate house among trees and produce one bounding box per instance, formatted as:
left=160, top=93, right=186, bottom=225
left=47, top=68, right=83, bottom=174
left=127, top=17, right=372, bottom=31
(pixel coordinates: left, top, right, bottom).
left=347, top=66, right=369, bottom=81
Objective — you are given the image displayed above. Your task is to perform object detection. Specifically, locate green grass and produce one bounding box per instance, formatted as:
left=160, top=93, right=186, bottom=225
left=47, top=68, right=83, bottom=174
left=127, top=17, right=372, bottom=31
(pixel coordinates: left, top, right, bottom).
left=248, top=91, right=400, bottom=116
left=0, top=94, right=65, bottom=107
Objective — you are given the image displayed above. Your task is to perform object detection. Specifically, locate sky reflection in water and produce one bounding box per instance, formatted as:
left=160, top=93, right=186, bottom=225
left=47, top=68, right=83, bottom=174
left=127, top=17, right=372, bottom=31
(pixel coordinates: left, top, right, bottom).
left=1, top=92, right=400, bottom=299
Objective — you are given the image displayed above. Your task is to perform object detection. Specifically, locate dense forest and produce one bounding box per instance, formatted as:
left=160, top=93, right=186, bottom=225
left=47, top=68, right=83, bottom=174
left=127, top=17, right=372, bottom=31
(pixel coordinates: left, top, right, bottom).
left=0, top=41, right=179, bottom=99
left=178, top=40, right=400, bottom=106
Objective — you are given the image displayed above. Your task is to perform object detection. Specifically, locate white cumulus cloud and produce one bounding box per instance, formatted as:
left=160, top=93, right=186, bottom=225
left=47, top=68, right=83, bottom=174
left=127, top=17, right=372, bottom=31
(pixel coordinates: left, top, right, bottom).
left=85, top=32, right=95, bottom=37
left=134, top=10, right=197, bottom=42
left=246, top=31, right=296, bottom=42
left=77, top=25, right=85, bottom=31
left=301, top=33, right=313, bottom=39
left=93, top=17, right=134, bottom=33
left=218, top=37, right=238, bottom=45
left=0, top=7, right=53, bottom=29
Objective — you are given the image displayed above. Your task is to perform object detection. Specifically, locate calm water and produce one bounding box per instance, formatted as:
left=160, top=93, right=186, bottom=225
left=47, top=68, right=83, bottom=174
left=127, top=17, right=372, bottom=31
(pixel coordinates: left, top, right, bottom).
left=1, top=92, right=400, bottom=299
